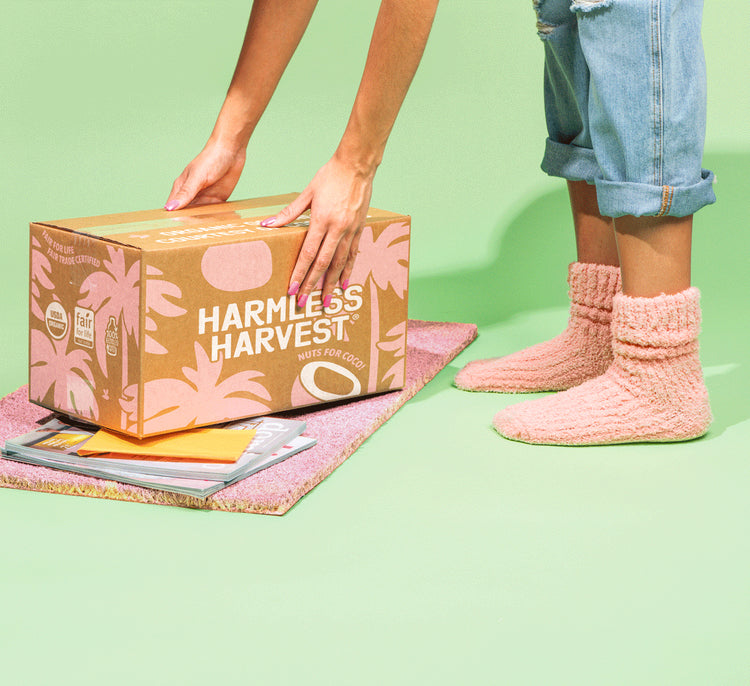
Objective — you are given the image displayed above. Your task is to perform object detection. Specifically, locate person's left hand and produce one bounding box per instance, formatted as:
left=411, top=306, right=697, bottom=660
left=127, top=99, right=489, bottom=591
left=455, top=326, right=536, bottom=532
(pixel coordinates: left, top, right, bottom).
left=261, top=152, right=376, bottom=309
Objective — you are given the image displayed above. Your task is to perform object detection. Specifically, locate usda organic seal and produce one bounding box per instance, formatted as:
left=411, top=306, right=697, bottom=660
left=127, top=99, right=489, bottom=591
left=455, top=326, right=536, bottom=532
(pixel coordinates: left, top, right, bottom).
left=45, top=301, right=68, bottom=340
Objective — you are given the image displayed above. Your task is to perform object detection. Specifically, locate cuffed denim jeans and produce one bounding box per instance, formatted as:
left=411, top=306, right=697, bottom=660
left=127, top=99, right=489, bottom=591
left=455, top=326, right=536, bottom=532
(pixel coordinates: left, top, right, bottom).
left=535, top=0, right=715, bottom=217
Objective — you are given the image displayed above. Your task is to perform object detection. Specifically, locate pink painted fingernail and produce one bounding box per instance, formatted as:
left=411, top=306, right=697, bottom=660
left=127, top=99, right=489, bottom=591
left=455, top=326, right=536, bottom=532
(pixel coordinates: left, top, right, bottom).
left=164, top=200, right=179, bottom=211
left=341, top=279, right=349, bottom=291
left=288, top=282, right=299, bottom=296
left=323, top=294, right=332, bottom=309
left=260, top=216, right=277, bottom=227
left=297, top=293, right=308, bottom=308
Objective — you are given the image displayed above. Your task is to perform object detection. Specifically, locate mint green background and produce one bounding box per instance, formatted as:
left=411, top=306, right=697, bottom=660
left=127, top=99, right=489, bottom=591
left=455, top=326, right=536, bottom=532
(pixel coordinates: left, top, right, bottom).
left=2, top=2, right=749, bottom=684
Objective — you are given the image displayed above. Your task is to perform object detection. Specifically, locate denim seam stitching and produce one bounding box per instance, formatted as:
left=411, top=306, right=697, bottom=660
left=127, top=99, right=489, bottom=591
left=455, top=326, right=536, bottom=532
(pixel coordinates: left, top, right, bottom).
left=651, top=0, right=664, bottom=187
left=657, top=185, right=674, bottom=216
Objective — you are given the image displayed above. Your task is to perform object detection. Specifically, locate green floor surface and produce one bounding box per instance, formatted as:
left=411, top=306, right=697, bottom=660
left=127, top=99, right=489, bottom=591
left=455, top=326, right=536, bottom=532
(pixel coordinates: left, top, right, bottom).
left=2, top=2, right=749, bottom=684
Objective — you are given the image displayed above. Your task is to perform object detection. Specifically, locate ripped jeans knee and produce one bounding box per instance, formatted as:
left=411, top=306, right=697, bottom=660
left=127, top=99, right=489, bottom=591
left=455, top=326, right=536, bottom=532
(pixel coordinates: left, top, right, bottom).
left=532, top=0, right=573, bottom=40
left=534, top=0, right=614, bottom=39
left=570, top=0, right=615, bottom=13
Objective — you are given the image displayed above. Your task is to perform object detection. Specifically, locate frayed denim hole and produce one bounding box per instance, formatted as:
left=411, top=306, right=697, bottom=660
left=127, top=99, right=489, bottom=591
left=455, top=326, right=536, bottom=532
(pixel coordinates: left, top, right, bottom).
left=533, top=0, right=558, bottom=40
left=536, top=20, right=558, bottom=40
left=570, top=0, right=616, bottom=14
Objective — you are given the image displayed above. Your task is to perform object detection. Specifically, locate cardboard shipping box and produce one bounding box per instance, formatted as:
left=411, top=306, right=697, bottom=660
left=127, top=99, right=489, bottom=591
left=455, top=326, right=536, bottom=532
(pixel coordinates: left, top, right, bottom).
left=29, top=194, right=410, bottom=437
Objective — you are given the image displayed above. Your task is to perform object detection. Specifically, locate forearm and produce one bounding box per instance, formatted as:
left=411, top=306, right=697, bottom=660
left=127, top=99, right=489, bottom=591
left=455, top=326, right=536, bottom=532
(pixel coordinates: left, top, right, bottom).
left=336, top=0, right=439, bottom=174
left=210, top=0, right=319, bottom=150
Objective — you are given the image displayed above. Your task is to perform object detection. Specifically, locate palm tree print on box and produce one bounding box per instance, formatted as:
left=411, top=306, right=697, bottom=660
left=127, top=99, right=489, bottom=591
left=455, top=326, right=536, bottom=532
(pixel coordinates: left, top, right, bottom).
left=78, top=246, right=140, bottom=389
left=349, top=221, right=409, bottom=392
left=144, top=265, right=187, bottom=355
left=30, top=321, right=98, bottom=420
left=30, top=236, right=55, bottom=322
left=120, top=341, right=272, bottom=435
left=377, top=321, right=407, bottom=390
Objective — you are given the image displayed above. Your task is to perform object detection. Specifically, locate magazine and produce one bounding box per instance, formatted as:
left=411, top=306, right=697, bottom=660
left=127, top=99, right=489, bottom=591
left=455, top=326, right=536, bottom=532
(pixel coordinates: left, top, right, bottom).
left=4, top=415, right=307, bottom=480
left=2, top=415, right=315, bottom=499
left=3, top=435, right=316, bottom=499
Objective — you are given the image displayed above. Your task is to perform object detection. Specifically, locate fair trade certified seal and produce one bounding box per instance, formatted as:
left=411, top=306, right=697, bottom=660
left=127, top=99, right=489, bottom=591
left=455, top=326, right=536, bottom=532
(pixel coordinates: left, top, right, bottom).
left=74, top=306, right=94, bottom=348
left=45, top=301, right=68, bottom=340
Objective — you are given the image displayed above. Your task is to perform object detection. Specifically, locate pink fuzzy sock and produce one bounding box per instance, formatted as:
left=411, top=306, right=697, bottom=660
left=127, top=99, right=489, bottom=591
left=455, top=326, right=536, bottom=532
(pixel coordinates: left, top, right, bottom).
left=493, top=287, right=712, bottom=445
left=455, top=262, right=621, bottom=393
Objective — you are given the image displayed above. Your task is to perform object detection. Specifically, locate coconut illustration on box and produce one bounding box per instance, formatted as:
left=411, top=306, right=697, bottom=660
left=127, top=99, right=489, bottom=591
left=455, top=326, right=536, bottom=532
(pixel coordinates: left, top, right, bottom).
left=29, top=196, right=410, bottom=437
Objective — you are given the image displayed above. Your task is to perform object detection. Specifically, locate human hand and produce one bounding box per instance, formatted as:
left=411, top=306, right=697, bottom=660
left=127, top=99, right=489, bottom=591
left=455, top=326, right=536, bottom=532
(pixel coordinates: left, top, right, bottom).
left=164, top=140, right=246, bottom=210
left=261, top=153, right=376, bottom=309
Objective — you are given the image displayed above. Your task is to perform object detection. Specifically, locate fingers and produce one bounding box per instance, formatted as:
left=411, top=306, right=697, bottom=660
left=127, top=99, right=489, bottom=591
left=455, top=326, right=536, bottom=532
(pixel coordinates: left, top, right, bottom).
left=288, top=221, right=337, bottom=307
left=260, top=188, right=318, bottom=300
left=164, top=170, right=203, bottom=211
left=321, top=234, right=355, bottom=302
left=296, top=229, right=353, bottom=310
left=165, top=145, right=245, bottom=211
left=260, top=189, right=312, bottom=229
left=291, top=212, right=364, bottom=312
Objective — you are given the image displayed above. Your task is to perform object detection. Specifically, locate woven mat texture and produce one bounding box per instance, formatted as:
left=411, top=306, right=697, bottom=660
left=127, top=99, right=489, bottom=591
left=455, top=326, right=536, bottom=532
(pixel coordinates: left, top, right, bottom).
left=0, top=320, right=476, bottom=515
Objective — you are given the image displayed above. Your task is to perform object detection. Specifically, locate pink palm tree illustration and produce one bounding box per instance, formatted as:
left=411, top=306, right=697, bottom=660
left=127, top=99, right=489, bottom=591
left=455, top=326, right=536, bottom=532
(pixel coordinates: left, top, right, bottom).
left=120, top=341, right=272, bottom=435
left=29, top=325, right=99, bottom=420
left=144, top=265, right=187, bottom=354
left=78, top=246, right=140, bottom=388
left=349, top=221, right=409, bottom=392
left=30, top=236, right=55, bottom=321
left=377, top=321, right=407, bottom=390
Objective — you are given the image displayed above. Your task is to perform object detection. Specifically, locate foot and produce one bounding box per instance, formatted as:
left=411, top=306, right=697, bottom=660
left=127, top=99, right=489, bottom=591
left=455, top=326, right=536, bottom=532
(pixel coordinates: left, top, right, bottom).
left=493, top=288, right=712, bottom=445
left=455, top=262, right=621, bottom=393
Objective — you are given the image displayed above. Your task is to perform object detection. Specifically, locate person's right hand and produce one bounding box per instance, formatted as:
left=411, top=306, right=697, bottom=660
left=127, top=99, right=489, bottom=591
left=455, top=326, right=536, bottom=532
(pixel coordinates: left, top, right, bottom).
left=164, top=140, right=246, bottom=210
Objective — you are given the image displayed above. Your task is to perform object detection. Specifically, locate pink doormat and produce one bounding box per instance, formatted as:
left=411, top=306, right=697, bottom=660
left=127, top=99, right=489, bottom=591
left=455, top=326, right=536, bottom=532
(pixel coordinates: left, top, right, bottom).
left=0, top=320, right=476, bottom=515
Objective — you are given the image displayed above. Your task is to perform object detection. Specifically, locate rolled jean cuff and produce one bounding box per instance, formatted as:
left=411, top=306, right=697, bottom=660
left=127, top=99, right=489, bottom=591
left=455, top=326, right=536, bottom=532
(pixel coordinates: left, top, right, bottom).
left=595, top=169, right=716, bottom=218
left=541, top=138, right=598, bottom=184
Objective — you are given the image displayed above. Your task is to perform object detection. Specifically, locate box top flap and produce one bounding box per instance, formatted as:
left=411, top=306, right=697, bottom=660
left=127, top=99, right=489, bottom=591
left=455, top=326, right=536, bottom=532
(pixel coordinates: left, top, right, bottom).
left=32, top=194, right=409, bottom=250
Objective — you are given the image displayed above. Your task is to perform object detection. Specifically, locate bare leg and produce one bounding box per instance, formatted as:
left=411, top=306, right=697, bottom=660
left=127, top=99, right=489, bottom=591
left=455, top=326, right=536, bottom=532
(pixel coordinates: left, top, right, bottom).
left=614, top=215, right=692, bottom=297
left=568, top=180, right=619, bottom=267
